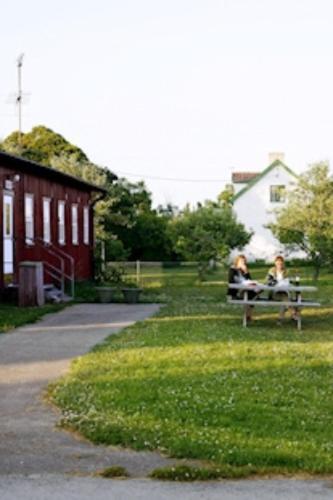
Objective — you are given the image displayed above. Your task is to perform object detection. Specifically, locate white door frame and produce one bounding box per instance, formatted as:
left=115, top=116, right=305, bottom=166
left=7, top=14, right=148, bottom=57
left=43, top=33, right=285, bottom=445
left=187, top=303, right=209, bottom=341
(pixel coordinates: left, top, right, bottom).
left=3, top=191, right=14, bottom=275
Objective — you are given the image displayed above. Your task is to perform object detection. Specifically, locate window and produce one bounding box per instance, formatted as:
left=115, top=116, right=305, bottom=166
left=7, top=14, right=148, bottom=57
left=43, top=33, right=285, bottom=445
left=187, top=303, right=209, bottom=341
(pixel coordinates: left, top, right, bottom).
left=58, top=201, right=66, bottom=244
left=71, top=204, right=79, bottom=245
left=24, top=194, right=34, bottom=244
left=43, top=198, right=51, bottom=244
left=4, top=200, right=12, bottom=237
left=83, top=206, right=89, bottom=245
left=270, top=185, right=286, bottom=203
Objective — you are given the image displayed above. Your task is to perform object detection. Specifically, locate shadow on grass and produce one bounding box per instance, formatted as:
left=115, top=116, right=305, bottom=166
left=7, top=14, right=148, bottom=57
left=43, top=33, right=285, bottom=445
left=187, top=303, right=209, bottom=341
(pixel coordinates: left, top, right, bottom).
left=91, top=306, right=333, bottom=355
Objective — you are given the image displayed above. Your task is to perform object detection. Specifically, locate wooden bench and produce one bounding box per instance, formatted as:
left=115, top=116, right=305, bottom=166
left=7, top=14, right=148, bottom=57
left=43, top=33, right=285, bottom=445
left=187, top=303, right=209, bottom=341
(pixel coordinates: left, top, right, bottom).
left=227, top=284, right=320, bottom=330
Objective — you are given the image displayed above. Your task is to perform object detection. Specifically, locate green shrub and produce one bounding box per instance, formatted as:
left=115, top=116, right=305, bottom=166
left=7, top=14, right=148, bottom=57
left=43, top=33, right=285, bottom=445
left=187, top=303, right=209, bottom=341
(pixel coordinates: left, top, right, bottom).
left=98, top=465, right=129, bottom=478
left=149, top=464, right=254, bottom=481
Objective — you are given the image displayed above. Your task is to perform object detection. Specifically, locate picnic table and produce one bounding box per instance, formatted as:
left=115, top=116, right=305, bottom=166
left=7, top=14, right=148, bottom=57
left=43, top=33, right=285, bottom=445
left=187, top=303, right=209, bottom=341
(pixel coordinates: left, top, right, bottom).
left=227, top=282, right=320, bottom=330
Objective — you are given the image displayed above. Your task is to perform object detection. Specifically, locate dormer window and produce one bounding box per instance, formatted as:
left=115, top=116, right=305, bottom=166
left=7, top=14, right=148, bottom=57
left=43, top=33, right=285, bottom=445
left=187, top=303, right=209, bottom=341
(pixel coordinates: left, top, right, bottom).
left=270, top=185, right=286, bottom=203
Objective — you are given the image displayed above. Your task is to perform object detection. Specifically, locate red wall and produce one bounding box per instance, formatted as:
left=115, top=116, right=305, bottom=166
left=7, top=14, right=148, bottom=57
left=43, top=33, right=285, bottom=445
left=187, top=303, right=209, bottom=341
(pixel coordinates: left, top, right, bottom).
left=1, top=164, right=96, bottom=288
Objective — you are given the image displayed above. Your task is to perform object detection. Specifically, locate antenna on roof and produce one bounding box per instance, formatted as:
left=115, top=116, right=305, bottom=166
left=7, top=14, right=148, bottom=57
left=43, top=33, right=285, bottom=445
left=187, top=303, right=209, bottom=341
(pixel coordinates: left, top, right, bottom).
left=17, top=53, right=25, bottom=146
left=5, top=54, right=30, bottom=148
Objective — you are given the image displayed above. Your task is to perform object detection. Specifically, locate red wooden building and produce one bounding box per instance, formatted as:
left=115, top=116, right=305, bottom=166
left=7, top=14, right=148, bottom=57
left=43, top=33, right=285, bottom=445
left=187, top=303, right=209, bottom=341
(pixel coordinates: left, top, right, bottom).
left=0, top=151, right=111, bottom=299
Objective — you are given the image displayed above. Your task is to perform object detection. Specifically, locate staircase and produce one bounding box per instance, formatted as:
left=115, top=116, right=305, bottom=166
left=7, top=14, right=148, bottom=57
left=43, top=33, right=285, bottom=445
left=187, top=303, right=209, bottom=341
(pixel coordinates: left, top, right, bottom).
left=31, top=238, right=75, bottom=302
left=43, top=284, right=71, bottom=303
left=6, top=237, right=75, bottom=304
left=19, top=237, right=75, bottom=303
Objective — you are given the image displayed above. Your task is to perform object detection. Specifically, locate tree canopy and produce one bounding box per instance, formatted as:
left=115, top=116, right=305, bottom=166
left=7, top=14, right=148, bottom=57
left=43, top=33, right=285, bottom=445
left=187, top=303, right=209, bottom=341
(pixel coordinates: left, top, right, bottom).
left=1, top=126, right=252, bottom=271
left=0, top=126, right=175, bottom=262
left=169, top=200, right=251, bottom=277
left=269, top=162, right=333, bottom=278
left=100, top=178, right=174, bottom=261
left=1, top=126, right=88, bottom=165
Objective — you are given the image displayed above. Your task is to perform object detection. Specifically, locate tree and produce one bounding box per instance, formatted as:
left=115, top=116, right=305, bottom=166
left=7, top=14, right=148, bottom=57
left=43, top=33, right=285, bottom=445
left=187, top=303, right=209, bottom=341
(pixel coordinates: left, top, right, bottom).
left=0, top=126, right=88, bottom=164
left=102, top=179, right=175, bottom=261
left=168, top=202, right=252, bottom=278
left=0, top=126, right=117, bottom=246
left=156, top=203, right=179, bottom=218
left=0, top=126, right=175, bottom=262
left=269, top=162, right=333, bottom=279
left=217, top=184, right=235, bottom=207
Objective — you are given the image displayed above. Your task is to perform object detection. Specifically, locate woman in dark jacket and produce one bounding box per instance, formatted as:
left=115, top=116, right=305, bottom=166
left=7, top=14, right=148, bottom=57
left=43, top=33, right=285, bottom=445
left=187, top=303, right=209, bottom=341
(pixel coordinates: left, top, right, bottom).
left=227, top=254, right=252, bottom=298
left=227, top=254, right=257, bottom=321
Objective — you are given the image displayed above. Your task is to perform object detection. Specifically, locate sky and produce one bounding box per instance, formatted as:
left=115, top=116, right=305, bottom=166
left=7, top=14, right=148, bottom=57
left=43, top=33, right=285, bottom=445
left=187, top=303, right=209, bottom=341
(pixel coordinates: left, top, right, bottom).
left=1, top=0, right=333, bottom=208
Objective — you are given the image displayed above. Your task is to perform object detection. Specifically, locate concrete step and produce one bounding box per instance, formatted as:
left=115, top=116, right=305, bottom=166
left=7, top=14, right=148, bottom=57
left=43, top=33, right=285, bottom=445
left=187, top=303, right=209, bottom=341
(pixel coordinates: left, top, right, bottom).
left=44, top=284, right=71, bottom=303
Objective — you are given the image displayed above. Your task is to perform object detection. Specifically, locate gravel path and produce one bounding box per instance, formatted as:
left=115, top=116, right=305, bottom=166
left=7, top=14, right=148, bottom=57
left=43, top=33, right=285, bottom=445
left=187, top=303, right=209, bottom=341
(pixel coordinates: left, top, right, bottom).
left=0, top=303, right=182, bottom=476
left=0, top=476, right=332, bottom=500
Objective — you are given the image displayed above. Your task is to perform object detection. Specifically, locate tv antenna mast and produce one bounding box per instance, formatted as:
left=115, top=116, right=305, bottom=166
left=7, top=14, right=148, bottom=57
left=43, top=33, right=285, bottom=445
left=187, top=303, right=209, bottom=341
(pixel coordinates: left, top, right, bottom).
left=6, top=54, right=30, bottom=147
left=17, top=53, right=24, bottom=145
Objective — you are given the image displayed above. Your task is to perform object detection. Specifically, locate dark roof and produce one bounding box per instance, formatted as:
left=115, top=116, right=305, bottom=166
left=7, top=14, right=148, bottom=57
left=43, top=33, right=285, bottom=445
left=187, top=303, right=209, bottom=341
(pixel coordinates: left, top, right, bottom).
left=0, top=151, right=116, bottom=193
left=232, top=172, right=260, bottom=184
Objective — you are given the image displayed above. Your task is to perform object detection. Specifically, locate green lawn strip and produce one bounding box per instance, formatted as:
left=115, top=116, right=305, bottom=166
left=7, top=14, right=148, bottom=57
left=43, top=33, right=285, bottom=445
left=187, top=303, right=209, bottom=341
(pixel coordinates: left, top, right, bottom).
left=50, top=266, right=333, bottom=475
left=149, top=464, right=255, bottom=481
left=0, top=303, right=65, bottom=333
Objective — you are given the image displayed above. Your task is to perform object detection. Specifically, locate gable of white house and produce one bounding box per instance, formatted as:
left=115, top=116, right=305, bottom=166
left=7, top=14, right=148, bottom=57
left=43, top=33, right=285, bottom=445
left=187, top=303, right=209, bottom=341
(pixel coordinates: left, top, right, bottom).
left=231, top=161, right=300, bottom=261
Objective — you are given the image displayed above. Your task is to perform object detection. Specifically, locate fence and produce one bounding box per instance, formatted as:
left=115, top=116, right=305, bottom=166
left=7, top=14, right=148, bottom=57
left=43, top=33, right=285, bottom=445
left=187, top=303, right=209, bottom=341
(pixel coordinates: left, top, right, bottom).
left=104, top=261, right=206, bottom=287
left=102, top=260, right=320, bottom=288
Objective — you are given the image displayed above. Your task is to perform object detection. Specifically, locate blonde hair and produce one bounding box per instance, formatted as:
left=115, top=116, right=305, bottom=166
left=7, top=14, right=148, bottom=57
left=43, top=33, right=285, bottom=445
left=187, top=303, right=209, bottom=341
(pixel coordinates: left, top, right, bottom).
left=274, top=255, right=285, bottom=268
left=233, top=254, right=247, bottom=268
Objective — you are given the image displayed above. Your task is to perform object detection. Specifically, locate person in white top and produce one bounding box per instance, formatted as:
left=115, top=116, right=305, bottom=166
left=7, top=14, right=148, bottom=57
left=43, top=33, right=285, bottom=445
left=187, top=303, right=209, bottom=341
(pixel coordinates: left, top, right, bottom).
left=266, top=255, right=299, bottom=324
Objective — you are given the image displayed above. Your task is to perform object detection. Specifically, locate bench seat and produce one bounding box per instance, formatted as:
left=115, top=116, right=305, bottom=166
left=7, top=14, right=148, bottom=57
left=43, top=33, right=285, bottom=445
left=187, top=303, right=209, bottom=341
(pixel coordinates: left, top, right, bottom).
left=227, top=298, right=321, bottom=307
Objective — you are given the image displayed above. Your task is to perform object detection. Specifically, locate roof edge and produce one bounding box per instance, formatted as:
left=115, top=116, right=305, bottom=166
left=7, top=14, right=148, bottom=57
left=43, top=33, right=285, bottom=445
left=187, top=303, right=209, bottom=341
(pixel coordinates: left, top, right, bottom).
left=0, top=150, right=114, bottom=194
left=232, top=159, right=298, bottom=202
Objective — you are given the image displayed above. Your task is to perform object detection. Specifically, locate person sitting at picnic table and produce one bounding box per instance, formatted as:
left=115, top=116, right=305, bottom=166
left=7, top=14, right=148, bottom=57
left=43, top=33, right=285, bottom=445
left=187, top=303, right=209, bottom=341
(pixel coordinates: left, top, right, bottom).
left=266, top=255, right=299, bottom=324
left=227, top=254, right=258, bottom=321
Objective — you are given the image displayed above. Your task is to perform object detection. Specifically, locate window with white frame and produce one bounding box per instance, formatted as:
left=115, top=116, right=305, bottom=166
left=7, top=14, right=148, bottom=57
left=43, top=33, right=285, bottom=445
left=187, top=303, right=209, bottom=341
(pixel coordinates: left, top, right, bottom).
left=83, top=206, right=90, bottom=245
left=58, top=200, right=66, bottom=244
left=270, top=185, right=286, bottom=203
left=24, top=194, right=34, bottom=244
left=43, top=198, right=51, bottom=244
left=71, top=204, right=79, bottom=245
left=4, top=198, right=12, bottom=237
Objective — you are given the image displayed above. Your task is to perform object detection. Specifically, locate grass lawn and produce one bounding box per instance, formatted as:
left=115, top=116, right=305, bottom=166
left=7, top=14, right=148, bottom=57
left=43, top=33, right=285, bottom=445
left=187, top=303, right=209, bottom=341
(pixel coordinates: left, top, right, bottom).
left=50, top=264, right=333, bottom=476
left=0, top=303, right=65, bottom=333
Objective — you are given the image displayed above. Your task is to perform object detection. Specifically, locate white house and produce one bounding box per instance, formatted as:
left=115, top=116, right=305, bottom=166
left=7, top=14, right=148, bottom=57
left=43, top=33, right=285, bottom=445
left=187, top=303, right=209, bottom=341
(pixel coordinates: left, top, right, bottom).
left=231, top=153, right=301, bottom=262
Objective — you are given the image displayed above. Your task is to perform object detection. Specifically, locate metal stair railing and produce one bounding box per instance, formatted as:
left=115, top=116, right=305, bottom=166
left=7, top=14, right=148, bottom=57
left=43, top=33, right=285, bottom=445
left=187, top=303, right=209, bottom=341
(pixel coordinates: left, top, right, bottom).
left=43, top=258, right=65, bottom=296
left=11, top=237, right=65, bottom=297
left=33, top=237, right=75, bottom=299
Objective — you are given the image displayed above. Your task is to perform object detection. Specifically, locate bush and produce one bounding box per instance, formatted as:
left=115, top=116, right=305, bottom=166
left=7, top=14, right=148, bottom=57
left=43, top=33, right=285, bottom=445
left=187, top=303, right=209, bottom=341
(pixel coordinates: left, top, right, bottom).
left=98, top=465, right=129, bottom=478
left=96, top=264, right=126, bottom=286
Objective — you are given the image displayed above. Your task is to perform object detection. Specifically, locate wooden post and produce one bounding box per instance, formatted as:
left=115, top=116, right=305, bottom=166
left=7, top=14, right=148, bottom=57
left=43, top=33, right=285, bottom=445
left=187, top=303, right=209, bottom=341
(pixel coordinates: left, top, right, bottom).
left=19, top=261, right=45, bottom=307
left=101, top=240, right=106, bottom=273
left=136, top=260, right=140, bottom=286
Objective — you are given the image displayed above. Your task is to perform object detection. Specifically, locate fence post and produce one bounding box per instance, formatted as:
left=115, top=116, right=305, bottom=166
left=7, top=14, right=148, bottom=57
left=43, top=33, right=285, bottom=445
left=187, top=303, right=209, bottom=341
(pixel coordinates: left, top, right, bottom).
left=136, top=260, right=140, bottom=285
left=101, top=241, right=106, bottom=272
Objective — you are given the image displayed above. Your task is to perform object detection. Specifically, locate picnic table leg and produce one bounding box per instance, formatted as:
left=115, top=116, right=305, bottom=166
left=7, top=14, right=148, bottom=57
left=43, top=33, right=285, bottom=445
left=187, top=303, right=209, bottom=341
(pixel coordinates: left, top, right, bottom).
left=243, top=306, right=247, bottom=327
left=242, top=290, right=248, bottom=327
left=296, top=292, right=302, bottom=331
left=296, top=308, right=302, bottom=331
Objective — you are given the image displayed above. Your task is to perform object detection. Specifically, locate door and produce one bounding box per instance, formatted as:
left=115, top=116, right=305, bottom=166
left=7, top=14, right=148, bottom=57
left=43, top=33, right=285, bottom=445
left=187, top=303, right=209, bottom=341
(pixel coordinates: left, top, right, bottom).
left=3, top=192, right=14, bottom=275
